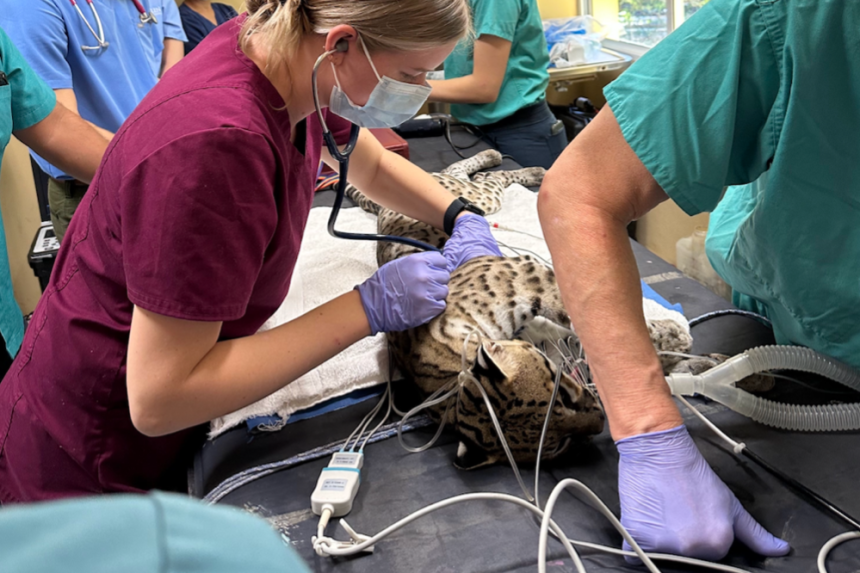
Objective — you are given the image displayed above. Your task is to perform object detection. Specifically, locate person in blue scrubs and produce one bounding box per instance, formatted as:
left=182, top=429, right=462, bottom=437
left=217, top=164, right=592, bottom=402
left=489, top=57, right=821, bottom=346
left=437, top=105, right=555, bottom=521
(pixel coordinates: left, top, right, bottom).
left=180, top=0, right=239, bottom=54
left=0, top=27, right=107, bottom=371
left=427, top=0, right=567, bottom=169
left=0, top=492, right=311, bottom=572
left=540, top=0, right=859, bottom=562
left=0, top=0, right=187, bottom=242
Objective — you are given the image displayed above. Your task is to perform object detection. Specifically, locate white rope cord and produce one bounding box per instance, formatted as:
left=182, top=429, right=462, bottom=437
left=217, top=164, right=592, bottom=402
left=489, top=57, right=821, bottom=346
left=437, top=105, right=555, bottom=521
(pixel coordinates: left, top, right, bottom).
left=818, top=531, right=860, bottom=573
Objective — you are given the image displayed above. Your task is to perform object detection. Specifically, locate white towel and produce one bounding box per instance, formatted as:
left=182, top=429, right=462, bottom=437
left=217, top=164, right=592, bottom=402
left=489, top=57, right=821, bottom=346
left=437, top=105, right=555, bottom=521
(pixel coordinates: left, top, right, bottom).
left=210, top=184, right=687, bottom=437
left=209, top=206, right=388, bottom=438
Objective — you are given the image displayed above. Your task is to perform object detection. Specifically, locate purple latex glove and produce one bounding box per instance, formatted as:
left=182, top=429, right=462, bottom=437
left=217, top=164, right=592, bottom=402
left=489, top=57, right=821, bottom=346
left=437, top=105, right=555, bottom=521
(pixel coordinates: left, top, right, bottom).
left=616, top=425, right=790, bottom=562
left=443, top=213, right=503, bottom=272
left=356, top=251, right=450, bottom=335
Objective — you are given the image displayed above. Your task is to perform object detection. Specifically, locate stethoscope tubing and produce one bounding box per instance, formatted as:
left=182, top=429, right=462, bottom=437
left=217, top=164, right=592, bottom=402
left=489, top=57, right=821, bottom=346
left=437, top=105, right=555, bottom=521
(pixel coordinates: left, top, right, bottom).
left=72, top=0, right=109, bottom=50
left=312, top=49, right=441, bottom=253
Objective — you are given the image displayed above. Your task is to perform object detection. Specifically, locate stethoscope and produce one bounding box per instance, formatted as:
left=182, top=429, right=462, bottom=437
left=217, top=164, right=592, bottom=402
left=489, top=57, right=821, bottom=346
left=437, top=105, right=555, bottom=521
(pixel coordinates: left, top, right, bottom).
left=71, top=0, right=159, bottom=52
left=311, top=41, right=440, bottom=253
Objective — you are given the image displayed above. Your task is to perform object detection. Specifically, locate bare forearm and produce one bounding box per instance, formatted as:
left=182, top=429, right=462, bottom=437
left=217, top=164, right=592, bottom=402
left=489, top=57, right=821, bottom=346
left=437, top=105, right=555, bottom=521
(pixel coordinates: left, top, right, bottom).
left=332, top=129, right=456, bottom=230
left=538, top=106, right=682, bottom=440
left=87, top=121, right=114, bottom=141
left=132, top=291, right=371, bottom=436
left=361, top=150, right=457, bottom=230
left=539, top=195, right=682, bottom=439
left=428, top=76, right=498, bottom=104
left=53, top=88, right=113, bottom=140
left=14, top=103, right=109, bottom=184
left=161, top=39, right=184, bottom=76
left=427, top=36, right=509, bottom=105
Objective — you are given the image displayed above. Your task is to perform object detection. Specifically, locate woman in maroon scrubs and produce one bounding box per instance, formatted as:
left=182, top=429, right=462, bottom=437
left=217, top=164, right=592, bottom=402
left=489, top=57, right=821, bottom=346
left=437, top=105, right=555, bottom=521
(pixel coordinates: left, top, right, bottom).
left=0, top=0, right=493, bottom=502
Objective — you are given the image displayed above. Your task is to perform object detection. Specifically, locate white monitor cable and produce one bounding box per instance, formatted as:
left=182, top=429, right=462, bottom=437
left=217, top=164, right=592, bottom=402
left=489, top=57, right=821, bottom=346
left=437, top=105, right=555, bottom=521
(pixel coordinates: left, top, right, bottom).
left=311, top=334, right=762, bottom=573
left=309, top=236, right=854, bottom=572
left=817, top=531, right=860, bottom=573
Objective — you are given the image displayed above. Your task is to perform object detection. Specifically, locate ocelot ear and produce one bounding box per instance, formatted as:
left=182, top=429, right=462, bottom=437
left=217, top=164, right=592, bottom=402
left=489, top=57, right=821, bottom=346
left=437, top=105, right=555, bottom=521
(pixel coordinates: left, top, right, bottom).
left=473, top=342, right=510, bottom=380
left=454, top=438, right=499, bottom=470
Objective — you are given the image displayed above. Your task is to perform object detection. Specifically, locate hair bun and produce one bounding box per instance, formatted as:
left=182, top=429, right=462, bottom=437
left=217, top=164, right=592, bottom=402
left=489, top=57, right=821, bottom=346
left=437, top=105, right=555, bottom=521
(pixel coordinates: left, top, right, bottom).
left=246, top=0, right=285, bottom=14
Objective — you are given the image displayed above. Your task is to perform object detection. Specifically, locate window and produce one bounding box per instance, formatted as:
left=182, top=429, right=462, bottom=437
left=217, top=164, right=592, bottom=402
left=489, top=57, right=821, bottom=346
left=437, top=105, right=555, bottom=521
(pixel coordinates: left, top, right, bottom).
left=683, top=0, right=711, bottom=19
left=617, top=0, right=669, bottom=46
left=589, top=0, right=711, bottom=48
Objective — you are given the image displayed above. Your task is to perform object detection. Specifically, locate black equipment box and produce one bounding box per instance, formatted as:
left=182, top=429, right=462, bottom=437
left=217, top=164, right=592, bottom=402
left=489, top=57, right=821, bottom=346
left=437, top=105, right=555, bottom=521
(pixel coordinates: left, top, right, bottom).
left=28, top=221, right=59, bottom=292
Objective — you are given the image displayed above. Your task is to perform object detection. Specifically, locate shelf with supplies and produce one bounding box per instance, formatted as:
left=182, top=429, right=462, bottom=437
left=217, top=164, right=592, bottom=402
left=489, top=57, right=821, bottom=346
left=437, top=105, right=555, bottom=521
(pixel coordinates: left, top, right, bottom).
left=546, top=48, right=633, bottom=106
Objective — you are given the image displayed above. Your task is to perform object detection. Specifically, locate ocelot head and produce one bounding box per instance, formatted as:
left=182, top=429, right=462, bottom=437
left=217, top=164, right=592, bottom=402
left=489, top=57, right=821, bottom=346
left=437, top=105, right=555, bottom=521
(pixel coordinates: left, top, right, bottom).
left=453, top=340, right=605, bottom=470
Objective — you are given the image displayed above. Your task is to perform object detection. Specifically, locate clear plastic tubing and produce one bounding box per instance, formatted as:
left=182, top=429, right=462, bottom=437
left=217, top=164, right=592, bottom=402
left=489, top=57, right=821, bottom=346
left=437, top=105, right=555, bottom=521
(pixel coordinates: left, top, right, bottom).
left=666, top=345, right=860, bottom=432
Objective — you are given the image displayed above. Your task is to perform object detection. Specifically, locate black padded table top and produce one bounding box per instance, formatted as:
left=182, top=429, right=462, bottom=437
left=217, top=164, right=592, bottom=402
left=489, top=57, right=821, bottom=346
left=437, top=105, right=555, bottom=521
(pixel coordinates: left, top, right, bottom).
left=192, top=134, right=860, bottom=573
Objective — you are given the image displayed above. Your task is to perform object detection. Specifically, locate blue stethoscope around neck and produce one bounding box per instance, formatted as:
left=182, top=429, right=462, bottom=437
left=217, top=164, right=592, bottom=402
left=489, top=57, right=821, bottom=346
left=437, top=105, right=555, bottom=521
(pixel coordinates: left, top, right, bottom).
left=70, top=0, right=159, bottom=52
left=311, top=41, right=441, bottom=253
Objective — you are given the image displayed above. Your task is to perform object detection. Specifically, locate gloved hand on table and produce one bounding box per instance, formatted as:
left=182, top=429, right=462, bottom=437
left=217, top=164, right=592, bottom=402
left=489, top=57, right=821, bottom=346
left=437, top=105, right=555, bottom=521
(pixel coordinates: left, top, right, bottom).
left=443, top=213, right=503, bottom=272
left=616, top=424, right=790, bottom=562
left=357, top=251, right=450, bottom=335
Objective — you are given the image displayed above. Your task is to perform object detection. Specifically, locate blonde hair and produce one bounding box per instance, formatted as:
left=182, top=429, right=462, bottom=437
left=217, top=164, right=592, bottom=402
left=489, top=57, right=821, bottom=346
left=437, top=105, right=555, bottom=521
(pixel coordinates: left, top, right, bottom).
left=241, top=0, right=472, bottom=70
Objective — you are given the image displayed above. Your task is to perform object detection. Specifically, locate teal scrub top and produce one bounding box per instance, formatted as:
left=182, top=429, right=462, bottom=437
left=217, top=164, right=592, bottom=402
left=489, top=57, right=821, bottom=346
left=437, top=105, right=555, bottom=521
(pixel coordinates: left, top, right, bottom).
left=444, top=0, right=550, bottom=126
left=0, top=492, right=311, bottom=573
left=0, top=27, right=56, bottom=358
left=605, top=0, right=860, bottom=369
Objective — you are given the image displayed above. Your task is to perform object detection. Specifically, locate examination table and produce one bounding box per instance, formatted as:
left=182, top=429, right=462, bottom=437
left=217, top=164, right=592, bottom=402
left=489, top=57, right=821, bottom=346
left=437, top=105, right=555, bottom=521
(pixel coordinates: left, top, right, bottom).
left=192, top=134, right=860, bottom=573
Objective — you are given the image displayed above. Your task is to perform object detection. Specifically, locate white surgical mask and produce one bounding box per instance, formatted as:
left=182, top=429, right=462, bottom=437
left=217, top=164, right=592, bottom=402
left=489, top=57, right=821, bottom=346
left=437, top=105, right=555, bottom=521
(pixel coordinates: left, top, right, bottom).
left=328, top=35, right=432, bottom=128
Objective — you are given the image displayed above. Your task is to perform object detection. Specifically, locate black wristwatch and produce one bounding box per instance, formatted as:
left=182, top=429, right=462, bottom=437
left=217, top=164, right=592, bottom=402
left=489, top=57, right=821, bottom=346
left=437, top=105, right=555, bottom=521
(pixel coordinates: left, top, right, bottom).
left=443, top=197, right=486, bottom=236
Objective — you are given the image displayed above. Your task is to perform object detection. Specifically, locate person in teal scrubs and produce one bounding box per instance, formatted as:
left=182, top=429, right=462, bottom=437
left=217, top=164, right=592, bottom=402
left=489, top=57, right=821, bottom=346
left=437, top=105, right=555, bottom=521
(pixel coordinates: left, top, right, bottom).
left=0, top=492, right=311, bottom=572
left=0, top=27, right=107, bottom=372
left=427, top=0, right=566, bottom=169
left=539, top=0, right=857, bottom=561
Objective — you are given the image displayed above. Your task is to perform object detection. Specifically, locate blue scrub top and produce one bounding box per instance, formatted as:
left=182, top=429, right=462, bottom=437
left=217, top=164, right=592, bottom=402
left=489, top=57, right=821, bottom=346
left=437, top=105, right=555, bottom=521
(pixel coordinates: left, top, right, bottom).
left=179, top=2, right=238, bottom=54
left=0, top=0, right=187, bottom=180
left=0, top=28, right=57, bottom=357
left=605, top=0, right=860, bottom=369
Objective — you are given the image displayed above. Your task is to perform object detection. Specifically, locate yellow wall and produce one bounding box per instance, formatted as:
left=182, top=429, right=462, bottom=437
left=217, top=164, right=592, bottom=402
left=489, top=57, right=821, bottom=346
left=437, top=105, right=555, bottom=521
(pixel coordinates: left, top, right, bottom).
left=219, top=0, right=245, bottom=11
left=537, top=0, right=620, bottom=30
left=0, top=139, right=45, bottom=314
left=635, top=201, right=710, bottom=265
left=537, top=0, right=578, bottom=19
left=592, top=0, right=620, bottom=35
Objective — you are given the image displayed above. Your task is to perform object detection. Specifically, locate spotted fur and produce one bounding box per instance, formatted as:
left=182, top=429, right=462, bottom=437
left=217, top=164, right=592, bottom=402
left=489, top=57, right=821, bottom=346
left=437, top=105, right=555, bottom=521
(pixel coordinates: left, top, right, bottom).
left=347, top=151, right=604, bottom=469
left=347, top=152, right=739, bottom=468
left=350, top=150, right=546, bottom=268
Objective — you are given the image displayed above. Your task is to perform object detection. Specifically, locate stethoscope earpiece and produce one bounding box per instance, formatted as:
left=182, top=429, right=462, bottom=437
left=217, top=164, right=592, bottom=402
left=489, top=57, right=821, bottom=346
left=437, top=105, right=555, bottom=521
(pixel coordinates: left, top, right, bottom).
left=334, top=38, right=349, bottom=53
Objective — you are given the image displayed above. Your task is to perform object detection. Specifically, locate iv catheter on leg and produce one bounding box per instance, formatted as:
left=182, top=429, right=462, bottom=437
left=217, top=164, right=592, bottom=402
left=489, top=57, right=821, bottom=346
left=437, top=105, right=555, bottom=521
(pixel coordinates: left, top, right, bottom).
left=311, top=45, right=441, bottom=253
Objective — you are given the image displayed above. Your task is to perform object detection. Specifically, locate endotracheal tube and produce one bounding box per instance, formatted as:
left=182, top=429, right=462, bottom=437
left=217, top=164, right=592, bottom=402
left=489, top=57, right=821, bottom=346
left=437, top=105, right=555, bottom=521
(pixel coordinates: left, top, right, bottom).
left=665, top=345, right=860, bottom=431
